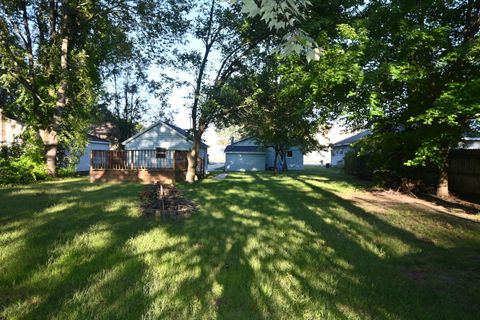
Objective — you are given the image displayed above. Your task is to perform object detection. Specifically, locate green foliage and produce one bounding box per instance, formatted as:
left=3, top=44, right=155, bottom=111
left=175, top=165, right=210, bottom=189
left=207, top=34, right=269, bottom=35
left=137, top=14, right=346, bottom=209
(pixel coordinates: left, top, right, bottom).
left=343, top=0, right=480, bottom=173
left=0, top=131, right=46, bottom=185
left=215, top=54, right=325, bottom=158
left=343, top=148, right=373, bottom=180
left=0, top=0, right=190, bottom=173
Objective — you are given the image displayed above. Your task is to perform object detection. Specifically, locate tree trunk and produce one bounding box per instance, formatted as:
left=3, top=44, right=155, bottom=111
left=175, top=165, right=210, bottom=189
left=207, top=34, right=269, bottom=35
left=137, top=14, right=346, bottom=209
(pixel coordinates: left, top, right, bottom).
left=273, top=147, right=279, bottom=175
left=44, top=3, right=69, bottom=176
left=186, top=138, right=200, bottom=183
left=40, top=128, right=58, bottom=176
left=436, top=171, right=449, bottom=198
left=280, top=146, right=288, bottom=173
left=436, top=149, right=450, bottom=198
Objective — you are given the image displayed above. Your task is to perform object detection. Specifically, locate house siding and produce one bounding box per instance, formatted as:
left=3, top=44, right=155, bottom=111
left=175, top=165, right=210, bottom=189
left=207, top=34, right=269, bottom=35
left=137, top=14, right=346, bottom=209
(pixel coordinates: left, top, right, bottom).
left=331, top=145, right=351, bottom=166
left=265, top=147, right=303, bottom=170
left=76, top=141, right=110, bottom=172
left=0, top=110, right=25, bottom=144
left=124, top=123, right=193, bottom=150
left=123, top=122, right=208, bottom=175
left=224, top=137, right=304, bottom=171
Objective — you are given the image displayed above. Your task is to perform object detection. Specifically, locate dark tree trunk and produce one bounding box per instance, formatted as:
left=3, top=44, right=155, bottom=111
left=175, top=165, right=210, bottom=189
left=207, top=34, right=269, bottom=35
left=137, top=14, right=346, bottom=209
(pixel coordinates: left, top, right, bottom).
left=280, top=145, right=288, bottom=173
left=186, top=119, right=206, bottom=183
left=273, top=146, right=279, bottom=175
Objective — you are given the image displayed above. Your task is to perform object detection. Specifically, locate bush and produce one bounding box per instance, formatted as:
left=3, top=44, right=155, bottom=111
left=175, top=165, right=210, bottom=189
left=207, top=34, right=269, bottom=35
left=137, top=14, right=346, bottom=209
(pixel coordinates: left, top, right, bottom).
left=344, top=149, right=373, bottom=179
left=343, top=131, right=420, bottom=189
left=0, top=132, right=47, bottom=186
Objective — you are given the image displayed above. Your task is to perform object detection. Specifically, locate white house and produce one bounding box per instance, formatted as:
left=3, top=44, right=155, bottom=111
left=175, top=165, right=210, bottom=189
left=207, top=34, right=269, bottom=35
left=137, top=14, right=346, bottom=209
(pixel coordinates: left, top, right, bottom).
left=0, top=109, right=25, bottom=144
left=459, top=137, right=480, bottom=149
left=76, top=135, right=110, bottom=172
left=331, top=131, right=371, bottom=166
left=224, top=137, right=303, bottom=171
left=121, top=120, right=208, bottom=176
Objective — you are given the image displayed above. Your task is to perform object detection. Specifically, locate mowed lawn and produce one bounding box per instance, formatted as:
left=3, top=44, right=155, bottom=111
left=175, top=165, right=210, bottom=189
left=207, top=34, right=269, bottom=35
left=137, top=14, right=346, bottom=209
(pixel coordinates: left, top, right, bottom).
left=1, top=168, right=479, bottom=319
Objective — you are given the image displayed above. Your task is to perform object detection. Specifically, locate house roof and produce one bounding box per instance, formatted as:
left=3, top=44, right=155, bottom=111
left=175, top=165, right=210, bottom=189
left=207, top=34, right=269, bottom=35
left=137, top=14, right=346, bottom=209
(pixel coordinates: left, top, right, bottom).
left=87, top=134, right=110, bottom=143
left=121, top=120, right=208, bottom=148
left=230, top=136, right=255, bottom=145
left=224, top=145, right=265, bottom=153
left=332, top=130, right=371, bottom=147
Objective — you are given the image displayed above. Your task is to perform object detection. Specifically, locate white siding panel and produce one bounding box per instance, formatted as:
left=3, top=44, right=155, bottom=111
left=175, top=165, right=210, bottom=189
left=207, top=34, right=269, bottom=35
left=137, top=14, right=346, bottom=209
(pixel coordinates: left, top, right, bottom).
left=265, top=147, right=303, bottom=170
left=124, top=123, right=193, bottom=150
left=76, top=141, right=109, bottom=172
left=225, top=153, right=266, bottom=171
left=286, top=148, right=304, bottom=170
left=331, top=146, right=351, bottom=166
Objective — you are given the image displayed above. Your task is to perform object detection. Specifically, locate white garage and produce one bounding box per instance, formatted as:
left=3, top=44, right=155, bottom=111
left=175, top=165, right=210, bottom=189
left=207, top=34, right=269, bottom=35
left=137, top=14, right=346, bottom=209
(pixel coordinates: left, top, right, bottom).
left=225, top=150, right=266, bottom=171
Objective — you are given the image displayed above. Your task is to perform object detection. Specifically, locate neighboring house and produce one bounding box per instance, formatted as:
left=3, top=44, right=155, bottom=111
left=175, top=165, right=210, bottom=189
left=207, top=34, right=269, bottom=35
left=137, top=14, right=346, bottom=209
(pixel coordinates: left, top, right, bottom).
left=90, top=122, right=120, bottom=144
left=331, top=130, right=371, bottom=167
left=0, top=109, right=25, bottom=144
left=76, top=134, right=110, bottom=172
left=121, top=120, right=208, bottom=176
left=1, top=109, right=110, bottom=172
left=224, top=137, right=303, bottom=171
left=459, top=136, right=480, bottom=149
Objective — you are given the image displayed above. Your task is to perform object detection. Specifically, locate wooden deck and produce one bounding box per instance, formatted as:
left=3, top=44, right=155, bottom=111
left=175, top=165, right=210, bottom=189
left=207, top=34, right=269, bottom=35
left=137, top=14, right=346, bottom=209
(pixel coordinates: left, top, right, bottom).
left=90, top=150, right=205, bottom=184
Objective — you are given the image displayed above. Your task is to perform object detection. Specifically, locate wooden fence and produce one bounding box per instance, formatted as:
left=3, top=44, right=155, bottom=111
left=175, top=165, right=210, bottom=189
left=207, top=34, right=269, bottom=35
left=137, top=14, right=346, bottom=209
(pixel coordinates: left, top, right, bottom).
left=418, top=149, right=480, bottom=201
left=448, top=149, right=480, bottom=200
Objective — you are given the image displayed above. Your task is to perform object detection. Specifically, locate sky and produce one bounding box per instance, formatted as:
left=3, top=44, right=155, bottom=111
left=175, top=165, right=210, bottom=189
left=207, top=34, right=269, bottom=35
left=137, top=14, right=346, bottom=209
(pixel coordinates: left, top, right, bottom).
left=144, top=23, right=359, bottom=165
left=148, top=62, right=359, bottom=164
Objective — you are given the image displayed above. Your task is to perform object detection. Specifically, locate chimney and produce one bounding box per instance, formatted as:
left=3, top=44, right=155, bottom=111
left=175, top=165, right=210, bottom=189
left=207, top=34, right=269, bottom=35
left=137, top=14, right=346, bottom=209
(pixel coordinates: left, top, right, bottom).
left=230, top=136, right=234, bottom=145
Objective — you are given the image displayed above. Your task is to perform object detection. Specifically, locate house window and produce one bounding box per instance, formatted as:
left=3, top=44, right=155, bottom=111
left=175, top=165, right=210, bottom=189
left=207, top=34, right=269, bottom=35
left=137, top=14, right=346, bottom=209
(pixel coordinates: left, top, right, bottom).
left=156, top=147, right=167, bottom=159
left=287, top=150, right=293, bottom=158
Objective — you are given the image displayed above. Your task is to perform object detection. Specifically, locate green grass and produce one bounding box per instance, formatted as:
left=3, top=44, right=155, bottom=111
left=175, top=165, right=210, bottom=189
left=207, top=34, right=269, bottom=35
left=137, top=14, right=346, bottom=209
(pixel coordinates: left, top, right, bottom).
left=1, top=168, right=479, bottom=319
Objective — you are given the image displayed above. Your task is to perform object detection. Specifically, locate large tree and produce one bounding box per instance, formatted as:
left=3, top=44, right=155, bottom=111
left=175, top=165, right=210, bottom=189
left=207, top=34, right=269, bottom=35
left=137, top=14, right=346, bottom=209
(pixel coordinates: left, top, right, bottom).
left=339, top=0, right=480, bottom=196
left=178, top=0, right=271, bottom=182
left=0, top=0, right=189, bottom=175
left=215, top=55, right=325, bottom=173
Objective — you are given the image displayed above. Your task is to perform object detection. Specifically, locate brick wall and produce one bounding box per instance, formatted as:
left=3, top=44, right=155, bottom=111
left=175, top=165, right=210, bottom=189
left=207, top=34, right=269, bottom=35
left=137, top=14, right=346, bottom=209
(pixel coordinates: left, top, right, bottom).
left=89, top=169, right=186, bottom=184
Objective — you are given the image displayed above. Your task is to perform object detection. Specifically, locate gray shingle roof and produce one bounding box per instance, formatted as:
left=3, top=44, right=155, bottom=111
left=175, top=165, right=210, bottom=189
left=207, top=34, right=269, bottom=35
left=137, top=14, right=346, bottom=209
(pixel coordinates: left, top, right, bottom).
left=332, top=130, right=371, bottom=147
left=224, top=145, right=265, bottom=153
left=87, top=134, right=110, bottom=143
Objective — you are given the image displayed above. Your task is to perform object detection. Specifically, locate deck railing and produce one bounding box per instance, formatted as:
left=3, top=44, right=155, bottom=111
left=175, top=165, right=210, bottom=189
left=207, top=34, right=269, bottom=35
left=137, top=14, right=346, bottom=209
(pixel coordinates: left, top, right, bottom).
left=91, top=150, right=178, bottom=170
left=90, top=150, right=206, bottom=176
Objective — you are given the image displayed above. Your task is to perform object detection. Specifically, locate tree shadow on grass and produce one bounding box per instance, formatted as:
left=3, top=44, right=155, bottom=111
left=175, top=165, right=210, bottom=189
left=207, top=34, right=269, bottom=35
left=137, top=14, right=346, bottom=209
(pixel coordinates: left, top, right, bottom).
left=0, top=179, right=159, bottom=319
left=156, top=171, right=480, bottom=319
left=2, top=173, right=479, bottom=319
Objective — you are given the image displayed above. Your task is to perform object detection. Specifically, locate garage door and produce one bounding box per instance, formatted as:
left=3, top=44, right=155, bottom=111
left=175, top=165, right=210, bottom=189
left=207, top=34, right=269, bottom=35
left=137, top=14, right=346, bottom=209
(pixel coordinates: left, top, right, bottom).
left=225, top=153, right=266, bottom=171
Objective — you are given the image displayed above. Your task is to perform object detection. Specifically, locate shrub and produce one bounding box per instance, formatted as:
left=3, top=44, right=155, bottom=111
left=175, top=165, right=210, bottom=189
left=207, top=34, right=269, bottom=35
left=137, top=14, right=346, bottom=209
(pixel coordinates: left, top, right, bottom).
left=343, top=131, right=421, bottom=189
left=344, top=149, right=373, bottom=179
left=0, top=131, right=47, bottom=186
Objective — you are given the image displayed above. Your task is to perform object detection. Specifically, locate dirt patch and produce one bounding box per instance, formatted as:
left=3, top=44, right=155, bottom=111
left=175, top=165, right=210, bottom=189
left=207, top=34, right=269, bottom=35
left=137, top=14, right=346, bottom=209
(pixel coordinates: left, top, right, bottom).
left=340, top=189, right=480, bottom=223
left=139, top=183, right=196, bottom=219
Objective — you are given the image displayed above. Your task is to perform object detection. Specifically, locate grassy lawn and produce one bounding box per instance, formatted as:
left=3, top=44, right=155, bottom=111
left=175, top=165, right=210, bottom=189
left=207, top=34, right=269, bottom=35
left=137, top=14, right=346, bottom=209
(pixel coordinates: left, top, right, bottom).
left=1, top=168, right=479, bottom=319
